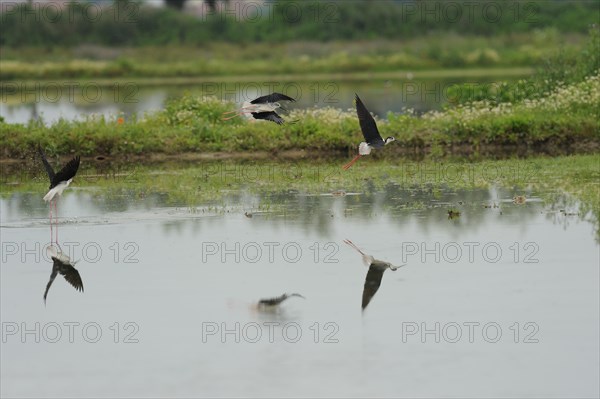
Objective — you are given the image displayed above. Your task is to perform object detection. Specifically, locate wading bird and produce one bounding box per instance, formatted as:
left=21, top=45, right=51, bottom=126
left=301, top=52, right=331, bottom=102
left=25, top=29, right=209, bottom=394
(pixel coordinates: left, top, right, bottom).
left=343, top=94, right=395, bottom=170
left=221, top=92, right=296, bottom=125
left=343, top=239, right=405, bottom=311
left=257, top=293, right=305, bottom=309
left=38, top=146, right=80, bottom=245
left=43, top=246, right=84, bottom=304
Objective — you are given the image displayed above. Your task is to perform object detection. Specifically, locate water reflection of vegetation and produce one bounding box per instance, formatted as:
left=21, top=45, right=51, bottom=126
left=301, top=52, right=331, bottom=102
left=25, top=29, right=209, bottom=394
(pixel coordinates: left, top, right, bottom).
left=1, top=155, right=598, bottom=240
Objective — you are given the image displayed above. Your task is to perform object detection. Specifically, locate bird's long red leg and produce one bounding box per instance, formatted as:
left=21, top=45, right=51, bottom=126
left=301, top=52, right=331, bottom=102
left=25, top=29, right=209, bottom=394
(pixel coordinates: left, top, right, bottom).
left=221, top=113, right=242, bottom=121
left=220, top=109, right=240, bottom=120
left=343, top=239, right=367, bottom=256
left=342, top=154, right=361, bottom=170
left=221, top=111, right=253, bottom=121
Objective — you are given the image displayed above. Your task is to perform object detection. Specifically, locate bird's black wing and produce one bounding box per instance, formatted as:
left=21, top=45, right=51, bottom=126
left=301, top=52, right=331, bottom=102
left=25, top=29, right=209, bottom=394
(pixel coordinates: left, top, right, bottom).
left=251, top=112, right=285, bottom=125
left=250, top=92, right=296, bottom=104
left=57, top=260, right=84, bottom=293
left=355, top=94, right=384, bottom=146
left=51, top=156, right=80, bottom=188
left=38, top=146, right=55, bottom=182
left=43, top=264, right=59, bottom=304
left=362, top=265, right=385, bottom=310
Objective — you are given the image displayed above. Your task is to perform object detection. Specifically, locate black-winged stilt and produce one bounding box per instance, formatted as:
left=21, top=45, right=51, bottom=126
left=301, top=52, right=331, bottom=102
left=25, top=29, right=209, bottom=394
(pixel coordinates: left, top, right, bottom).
left=258, top=293, right=305, bottom=308
left=221, top=92, right=296, bottom=125
left=38, top=146, right=80, bottom=245
left=343, top=239, right=405, bottom=311
left=43, top=246, right=84, bottom=304
left=342, top=94, right=396, bottom=170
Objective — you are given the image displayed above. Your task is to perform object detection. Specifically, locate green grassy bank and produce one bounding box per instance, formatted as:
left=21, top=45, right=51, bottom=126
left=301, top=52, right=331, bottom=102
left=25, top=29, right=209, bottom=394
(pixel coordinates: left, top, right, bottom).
left=1, top=72, right=598, bottom=160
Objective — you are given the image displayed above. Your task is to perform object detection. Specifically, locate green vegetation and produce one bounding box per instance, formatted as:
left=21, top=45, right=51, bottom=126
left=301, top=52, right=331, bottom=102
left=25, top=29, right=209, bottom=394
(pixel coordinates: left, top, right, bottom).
left=1, top=3, right=597, bottom=166
left=1, top=72, right=598, bottom=159
left=447, top=26, right=600, bottom=104
left=0, top=32, right=575, bottom=80
left=1, top=1, right=596, bottom=80
left=1, top=1, right=597, bottom=47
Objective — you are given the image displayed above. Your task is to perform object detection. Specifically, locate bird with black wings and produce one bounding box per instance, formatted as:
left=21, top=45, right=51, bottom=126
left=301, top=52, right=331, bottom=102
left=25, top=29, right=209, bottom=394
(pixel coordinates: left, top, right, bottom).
left=343, top=94, right=396, bottom=170
left=257, top=292, right=305, bottom=309
left=221, top=92, right=297, bottom=125
left=38, top=146, right=80, bottom=245
left=43, top=246, right=84, bottom=304
left=39, top=146, right=81, bottom=202
left=343, top=239, right=405, bottom=311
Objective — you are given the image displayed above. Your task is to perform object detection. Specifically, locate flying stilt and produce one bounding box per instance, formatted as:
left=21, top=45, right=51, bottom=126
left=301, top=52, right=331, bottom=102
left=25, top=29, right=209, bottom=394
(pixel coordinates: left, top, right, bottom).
left=221, top=92, right=296, bottom=125
left=343, top=239, right=405, bottom=311
left=257, top=293, right=305, bottom=309
left=343, top=94, right=396, bottom=170
left=43, top=245, right=84, bottom=304
left=38, top=146, right=80, bottom=245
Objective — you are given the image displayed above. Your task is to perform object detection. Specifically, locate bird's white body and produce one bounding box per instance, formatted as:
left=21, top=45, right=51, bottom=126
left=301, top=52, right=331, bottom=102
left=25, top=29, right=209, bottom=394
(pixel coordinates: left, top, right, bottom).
left=359, top=142, right=372, bottom=155
left=372, top=259, right=402, bottom=271
left=358, top=137, right=395, bottom=156
left=359, top=252, right=375, bottom=266
left=363, top=254, right=402, bottom=271
left=43, top=179, right=72, bottom=202
left=46, top=245, right=71, bottom=264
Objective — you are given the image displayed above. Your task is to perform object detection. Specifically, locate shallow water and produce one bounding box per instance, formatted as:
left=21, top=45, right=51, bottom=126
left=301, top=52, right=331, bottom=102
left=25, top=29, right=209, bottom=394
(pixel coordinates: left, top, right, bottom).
left=1, top=161, right=598, bottom=398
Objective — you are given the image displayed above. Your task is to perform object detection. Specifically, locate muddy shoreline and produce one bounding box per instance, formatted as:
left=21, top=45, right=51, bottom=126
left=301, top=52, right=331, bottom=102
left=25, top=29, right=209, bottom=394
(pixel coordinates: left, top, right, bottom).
left=2, top=141, right=598, bottom=167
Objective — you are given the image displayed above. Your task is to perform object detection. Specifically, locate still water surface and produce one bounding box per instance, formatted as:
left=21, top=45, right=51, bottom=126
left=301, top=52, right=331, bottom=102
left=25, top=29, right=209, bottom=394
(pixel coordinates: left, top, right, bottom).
left=1, top=162, right=598, bottom=398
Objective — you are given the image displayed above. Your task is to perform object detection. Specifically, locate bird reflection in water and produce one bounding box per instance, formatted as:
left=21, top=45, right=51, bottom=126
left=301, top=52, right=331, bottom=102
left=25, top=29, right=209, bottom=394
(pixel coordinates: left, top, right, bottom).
left=43, top=245, right=84, bottom=304
left=344, top=239, right=405, bottom=311
left=256, top=293, right=305, bottom=313
left=226, top=293, right=305, bottom=320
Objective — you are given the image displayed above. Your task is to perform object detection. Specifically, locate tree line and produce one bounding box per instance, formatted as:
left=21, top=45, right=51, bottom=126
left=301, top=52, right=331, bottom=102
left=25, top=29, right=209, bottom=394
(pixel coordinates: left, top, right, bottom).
left=1, top=0, right=598, bottom=47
